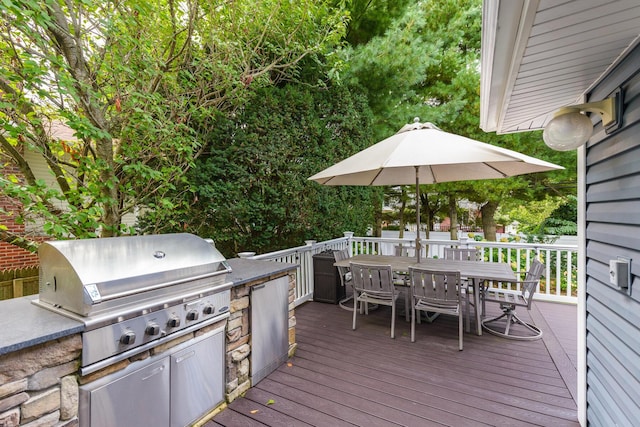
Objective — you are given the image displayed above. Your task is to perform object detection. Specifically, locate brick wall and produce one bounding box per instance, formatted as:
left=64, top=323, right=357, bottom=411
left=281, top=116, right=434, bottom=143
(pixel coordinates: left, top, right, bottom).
left=0, top=243, right=40, bottom=270
left=1, top=162, right=41, bottom=270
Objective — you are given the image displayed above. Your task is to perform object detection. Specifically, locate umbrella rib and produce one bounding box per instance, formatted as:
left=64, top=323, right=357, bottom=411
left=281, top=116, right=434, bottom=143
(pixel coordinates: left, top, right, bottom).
left=483, top=162, right=509, bottom=178
left=424, top=165, right=437, bottom=184
left=369, top=169, right=385, bottom=185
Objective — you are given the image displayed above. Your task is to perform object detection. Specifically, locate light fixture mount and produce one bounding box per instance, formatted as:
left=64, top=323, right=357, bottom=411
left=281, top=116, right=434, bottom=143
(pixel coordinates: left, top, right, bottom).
left=543, top=88, right=623, bottom=151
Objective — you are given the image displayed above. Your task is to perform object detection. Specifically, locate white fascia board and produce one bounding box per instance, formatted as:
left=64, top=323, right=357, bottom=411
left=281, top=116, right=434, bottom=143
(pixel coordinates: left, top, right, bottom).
left=479, top=0, right=502, bottom=132
left=480, top=0, right=539, bottom=133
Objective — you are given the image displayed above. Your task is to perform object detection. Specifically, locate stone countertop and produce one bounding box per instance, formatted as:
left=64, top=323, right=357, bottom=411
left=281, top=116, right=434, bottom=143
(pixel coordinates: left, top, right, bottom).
left=226, top=257, right=297, bottom=286
left=0, top=258, right=296, bottom=357
left=0, top=295, right=84, bottom=356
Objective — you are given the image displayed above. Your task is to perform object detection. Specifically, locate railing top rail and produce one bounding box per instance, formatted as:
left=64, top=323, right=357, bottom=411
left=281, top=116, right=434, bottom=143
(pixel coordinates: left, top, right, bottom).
left=350, top=236, right=577, bottom=251
left=251, top=236, right=577, bottom=260
left=311, top=237, right=350, bottom=246
left=250, top=236, right=349, bottom=260
left=351, top=236, right=453, bottom=245
left=251, top=246, right=307, bottom=260
left=471, top=241, right=578, bottom=251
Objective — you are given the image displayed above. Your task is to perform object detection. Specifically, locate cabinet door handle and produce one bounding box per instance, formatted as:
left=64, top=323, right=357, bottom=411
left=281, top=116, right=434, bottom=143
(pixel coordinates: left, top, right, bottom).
left=253, top=284, right=266, bottom=290
left=142, top=365, right=165, bottom=381
left=175, top=351, right=196, bottom=364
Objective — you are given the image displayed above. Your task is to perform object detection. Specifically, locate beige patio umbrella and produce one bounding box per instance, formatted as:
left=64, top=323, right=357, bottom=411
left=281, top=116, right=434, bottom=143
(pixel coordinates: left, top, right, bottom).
left=308, top=118, right=564, bottom=262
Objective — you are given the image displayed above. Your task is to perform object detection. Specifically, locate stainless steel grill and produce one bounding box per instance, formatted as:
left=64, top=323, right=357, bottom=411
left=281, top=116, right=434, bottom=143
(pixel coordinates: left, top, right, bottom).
left=32, top=233, right=232, bottom=374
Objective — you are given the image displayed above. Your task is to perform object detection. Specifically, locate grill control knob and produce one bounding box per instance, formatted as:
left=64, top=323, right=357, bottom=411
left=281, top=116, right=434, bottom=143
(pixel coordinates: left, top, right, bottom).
left=167, top=316, right=181, bottom=328
left=203, top=305, right=215, bottom=315
left=120, top=330, right=136, bottom=345
left=146, top=322, right=160, bottom=336
left=186, top=310, right=199, bottom=321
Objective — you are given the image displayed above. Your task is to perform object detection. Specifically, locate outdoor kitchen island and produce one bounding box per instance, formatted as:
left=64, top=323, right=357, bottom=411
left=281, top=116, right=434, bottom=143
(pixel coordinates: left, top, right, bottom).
left=0, top=248, right=297, bottom=427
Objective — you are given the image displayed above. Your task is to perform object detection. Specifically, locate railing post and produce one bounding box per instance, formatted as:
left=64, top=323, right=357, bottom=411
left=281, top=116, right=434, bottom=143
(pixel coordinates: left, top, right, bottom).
left=343, top=231, right=354, bottom=257
left=304, top=240, right=317, bottom=298
left=459, top=235, right=470, bottom=249
left=237, top=251, right=256, bottom=259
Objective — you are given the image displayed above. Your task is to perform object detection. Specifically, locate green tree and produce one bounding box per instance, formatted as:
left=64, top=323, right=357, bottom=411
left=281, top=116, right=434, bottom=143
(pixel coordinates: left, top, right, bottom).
left=339, top=0, right=576, bottom=240
left=140, top=84, right=377, bottom=256
left=540, top=195, right=577, bottom=236
left=0, top=0, right=346, bottom=248
left=508, top=195, right=577, bottom=242
left=344, top=0, right=414, bottom=46
left=383, top=186, right=412, bottom=237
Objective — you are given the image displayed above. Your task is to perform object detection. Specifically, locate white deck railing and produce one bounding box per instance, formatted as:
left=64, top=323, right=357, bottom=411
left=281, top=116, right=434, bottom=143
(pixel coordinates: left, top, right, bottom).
left=249, top=237, right=350, bottom=306
left=246, top=233, right=578, bottom=307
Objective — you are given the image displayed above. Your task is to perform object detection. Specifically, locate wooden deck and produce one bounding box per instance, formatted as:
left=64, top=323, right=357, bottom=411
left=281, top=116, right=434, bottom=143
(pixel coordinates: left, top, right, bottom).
left=207, top=298, right=578, bottom=426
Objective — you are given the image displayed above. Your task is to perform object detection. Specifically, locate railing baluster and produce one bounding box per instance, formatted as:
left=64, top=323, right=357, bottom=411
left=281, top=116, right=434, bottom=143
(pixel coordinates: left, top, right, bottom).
left=567, top=250, right=573, bottom=297
left=555, top=250, right=561, bottom=297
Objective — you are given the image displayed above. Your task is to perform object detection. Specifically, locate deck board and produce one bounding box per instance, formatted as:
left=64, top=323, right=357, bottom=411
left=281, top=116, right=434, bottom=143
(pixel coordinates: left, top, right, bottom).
left=296, top=321, right=569, bottom=390
left=207, top=300, right=578, bottom=426
left=245, top=384, right=357, bottom=427
left=254, top=377, right=410, bottom=426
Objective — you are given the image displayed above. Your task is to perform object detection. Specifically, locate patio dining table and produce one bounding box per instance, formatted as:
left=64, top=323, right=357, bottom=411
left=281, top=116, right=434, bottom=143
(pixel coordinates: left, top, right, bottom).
left=334, top=254, right=517, bottom=336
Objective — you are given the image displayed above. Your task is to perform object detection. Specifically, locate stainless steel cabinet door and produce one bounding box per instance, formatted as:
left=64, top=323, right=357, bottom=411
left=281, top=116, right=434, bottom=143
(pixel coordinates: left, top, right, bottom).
left=88, top=358, right=170, bottom=427
left=251, top=276, right=289, bottom=385
left=170, top=330, right=225, bottom=427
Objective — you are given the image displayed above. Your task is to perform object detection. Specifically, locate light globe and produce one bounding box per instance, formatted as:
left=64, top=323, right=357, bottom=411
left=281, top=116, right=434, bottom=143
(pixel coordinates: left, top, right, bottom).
left=543, top=111, right=593, bottom=151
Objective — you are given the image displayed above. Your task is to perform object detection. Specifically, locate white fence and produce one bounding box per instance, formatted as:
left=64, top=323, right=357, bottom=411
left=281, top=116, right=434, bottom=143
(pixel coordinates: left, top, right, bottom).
left=248, top=233, right=578, bottom=307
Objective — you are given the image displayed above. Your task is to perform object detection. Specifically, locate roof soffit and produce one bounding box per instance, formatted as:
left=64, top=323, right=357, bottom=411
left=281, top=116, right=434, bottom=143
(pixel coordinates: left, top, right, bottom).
left=480, top=0, right=640, bottom=135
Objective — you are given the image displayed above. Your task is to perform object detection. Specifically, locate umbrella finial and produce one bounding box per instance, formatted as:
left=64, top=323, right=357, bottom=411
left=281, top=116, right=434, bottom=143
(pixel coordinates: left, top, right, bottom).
left=397, top=117, right=436, bottom=134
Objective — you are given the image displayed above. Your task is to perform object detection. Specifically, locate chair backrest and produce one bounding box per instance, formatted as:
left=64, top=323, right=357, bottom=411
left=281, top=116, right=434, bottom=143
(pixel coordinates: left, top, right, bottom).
left=350, top=262, right=395, bottom=297
left=394, top=245, right=411, bottom=257
left=334, top=248, right=350, bottom=262
left=334, top=249, right=351, bottom=286
left=409, top=267, right=461, bottom=308
left=444, top=247, right=478, bottom=261
left=520, top=259, right=545, bottom=307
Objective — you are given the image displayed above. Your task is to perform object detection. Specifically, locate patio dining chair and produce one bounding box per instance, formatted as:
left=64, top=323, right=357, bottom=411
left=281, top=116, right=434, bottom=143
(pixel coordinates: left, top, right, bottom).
left=409, top=267, right=463, bottom=350
left=444, top=248, right=479, bottom=331
left=443, top=247, right=479, bottom=261
left=350, top=262, right=401, bottom=338
left=481, top=259, right=544, bottom=340
left=334, top=249, right=354, bottom=311
left=393, top=244, right=413, bottom=321
left=394, top=244, right=412, bottom=257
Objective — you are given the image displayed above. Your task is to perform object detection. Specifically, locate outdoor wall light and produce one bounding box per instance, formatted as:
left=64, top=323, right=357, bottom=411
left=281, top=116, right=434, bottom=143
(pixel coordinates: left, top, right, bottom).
left=543, top=90, right=622, bottom=151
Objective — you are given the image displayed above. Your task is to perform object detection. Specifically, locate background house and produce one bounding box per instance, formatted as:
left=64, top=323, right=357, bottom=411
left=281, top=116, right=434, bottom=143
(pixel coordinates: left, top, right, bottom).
left=480, top=0, right=640, bottom=425
left=0, top=121, right=137, bottom=270
left=1, top=121, right=137, bottom=302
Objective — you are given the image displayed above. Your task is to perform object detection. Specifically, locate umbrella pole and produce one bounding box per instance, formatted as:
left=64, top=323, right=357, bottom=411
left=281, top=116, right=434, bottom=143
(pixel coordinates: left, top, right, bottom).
left=415, top=166, right=421, bottom=263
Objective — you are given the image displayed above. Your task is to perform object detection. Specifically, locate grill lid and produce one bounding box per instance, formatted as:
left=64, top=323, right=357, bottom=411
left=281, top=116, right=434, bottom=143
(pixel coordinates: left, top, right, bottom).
left=38, top=233, right=231, bottom=316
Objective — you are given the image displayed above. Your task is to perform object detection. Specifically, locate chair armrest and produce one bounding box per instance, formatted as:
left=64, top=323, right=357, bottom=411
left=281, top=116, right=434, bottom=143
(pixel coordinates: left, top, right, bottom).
left=482, top=279, right=539, bottom=299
